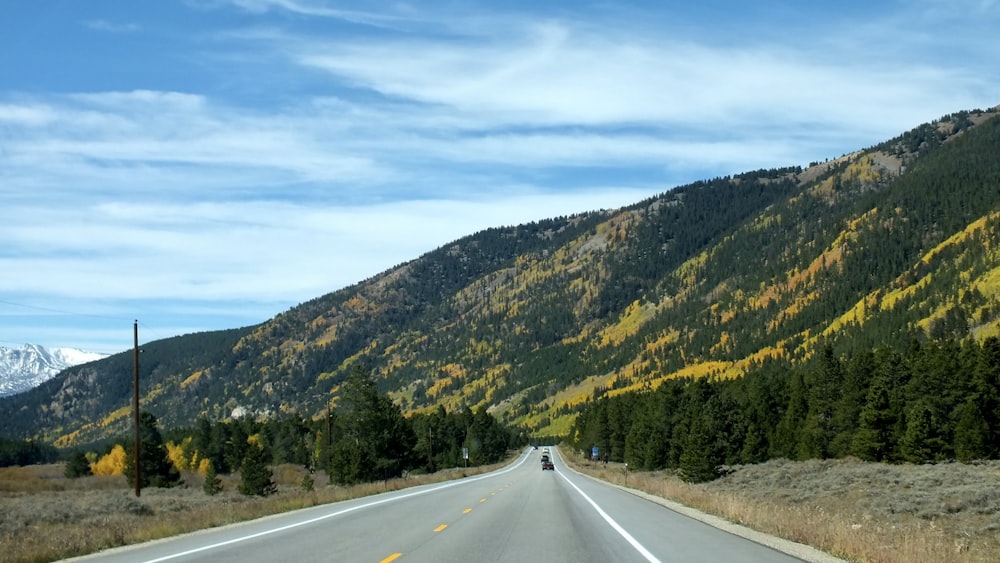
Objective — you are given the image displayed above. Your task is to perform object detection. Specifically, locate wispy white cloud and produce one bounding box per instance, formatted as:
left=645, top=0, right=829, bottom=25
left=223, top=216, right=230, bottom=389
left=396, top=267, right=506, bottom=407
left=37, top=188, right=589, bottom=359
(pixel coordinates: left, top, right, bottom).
left=200, top=0, right=408, bottom=29
left=294, top=19, right=988, bottom=137
left=0, top=104, right=58, bottom=125
left=2, top=1, right=997, bottom=351
left=83, top=19, right=141, bottom=33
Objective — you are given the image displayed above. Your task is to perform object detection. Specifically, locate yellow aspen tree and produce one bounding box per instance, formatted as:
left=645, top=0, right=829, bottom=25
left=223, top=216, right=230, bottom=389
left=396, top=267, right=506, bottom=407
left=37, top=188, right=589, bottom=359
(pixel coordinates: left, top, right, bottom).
left=91, top=444, right=127, bottom=476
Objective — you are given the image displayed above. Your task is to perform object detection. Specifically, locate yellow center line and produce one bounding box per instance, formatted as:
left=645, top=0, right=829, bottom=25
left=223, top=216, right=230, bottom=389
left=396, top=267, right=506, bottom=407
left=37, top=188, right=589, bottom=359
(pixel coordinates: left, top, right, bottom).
left=463, top=508, right=473, bottom=514
left=480, top=498, right=487, bottom=503
left=434, top=524, right=448, bottom=532
left=380, top=553, right=403, bottom=563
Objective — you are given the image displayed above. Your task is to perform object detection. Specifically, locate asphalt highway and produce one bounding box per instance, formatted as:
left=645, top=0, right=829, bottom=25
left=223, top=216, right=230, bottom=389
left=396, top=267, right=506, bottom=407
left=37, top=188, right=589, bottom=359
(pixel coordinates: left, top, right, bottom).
left=68, top=447, right=835, bottom=563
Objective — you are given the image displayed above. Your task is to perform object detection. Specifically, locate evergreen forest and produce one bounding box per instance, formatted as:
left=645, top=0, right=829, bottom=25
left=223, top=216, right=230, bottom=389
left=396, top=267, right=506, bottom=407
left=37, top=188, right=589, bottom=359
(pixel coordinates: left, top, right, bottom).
left=571, top=337, right=1000, bottom=481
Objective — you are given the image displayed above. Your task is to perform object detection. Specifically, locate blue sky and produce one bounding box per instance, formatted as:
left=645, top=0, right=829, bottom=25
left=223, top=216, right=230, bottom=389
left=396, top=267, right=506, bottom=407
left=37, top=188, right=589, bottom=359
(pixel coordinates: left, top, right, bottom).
left=1, top=0, right=997, bottom=354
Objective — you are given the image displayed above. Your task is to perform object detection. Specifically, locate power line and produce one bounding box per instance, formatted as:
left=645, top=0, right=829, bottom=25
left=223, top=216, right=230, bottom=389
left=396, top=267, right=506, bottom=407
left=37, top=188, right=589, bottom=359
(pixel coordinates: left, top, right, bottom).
left=0, top=298, right=170, bottom=348
left=0, top=298, right=132, bottom=323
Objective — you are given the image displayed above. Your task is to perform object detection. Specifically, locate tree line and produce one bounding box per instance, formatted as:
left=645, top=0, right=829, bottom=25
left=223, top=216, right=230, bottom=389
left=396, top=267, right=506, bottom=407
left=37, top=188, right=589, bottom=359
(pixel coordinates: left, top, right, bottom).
left=21, top=367, right=520, bottom=496
left=0, top=437, right=59, bottom=467
left=570, top=337, right=1000, bottom=482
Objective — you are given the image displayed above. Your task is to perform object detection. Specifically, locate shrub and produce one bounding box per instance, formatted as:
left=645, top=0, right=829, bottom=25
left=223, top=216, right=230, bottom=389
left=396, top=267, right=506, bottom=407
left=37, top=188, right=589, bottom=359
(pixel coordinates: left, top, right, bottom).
left=64, top=451, right=92, bottom=478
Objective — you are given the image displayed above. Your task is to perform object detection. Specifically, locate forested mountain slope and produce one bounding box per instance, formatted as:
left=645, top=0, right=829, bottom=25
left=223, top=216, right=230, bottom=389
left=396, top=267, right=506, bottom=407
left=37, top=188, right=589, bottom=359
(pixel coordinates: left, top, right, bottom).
left=2, top=106, right=998, bottom=447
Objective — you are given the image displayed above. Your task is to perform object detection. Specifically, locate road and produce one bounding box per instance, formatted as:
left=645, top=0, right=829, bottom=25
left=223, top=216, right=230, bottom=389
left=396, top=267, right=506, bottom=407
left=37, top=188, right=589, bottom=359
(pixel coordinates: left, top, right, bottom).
left=68, top=448, right=832, bottom=563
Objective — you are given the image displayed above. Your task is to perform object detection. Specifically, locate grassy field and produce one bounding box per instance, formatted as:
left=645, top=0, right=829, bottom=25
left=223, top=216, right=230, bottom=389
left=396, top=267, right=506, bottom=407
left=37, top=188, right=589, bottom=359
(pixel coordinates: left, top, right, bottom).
left=2, top=455, right=998, bottom=562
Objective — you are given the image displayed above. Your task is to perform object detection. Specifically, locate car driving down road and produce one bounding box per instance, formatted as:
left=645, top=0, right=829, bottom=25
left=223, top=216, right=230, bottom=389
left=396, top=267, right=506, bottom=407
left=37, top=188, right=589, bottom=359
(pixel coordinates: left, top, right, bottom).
left=541, top=450, right=554, bottom=470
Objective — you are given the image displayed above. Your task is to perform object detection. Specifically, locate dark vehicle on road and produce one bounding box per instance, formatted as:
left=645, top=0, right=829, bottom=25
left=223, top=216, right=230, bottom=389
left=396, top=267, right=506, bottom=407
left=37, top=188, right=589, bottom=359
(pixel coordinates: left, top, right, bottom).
left=541, top=453, right=554, bottom=470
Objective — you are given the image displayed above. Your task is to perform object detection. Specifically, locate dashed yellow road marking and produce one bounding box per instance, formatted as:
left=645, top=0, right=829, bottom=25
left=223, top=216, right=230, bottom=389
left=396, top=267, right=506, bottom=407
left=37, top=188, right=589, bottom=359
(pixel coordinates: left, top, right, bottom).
left=380, top=553, right=402, bottom=563
left=434, top=524, right=448, bottom=532
left=480, top=498, right=487, bottom=503
left=463, top=508, right=473, bottom=514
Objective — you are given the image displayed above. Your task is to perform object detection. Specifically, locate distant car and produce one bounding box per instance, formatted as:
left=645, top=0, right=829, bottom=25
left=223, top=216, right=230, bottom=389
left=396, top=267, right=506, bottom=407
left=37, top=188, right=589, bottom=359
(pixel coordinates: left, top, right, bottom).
left=541, top=453, right=554, bottom=470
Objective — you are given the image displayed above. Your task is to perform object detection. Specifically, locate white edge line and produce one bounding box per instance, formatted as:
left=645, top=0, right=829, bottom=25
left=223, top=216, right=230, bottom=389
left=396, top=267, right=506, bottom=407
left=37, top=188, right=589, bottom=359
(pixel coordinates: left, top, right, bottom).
left=556, top=469, right=662, bottom=563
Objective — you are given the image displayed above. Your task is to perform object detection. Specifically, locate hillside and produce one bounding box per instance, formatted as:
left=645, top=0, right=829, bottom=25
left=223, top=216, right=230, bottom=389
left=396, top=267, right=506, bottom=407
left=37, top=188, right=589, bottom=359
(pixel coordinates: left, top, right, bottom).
left=1, top=106, right=999, bottom=446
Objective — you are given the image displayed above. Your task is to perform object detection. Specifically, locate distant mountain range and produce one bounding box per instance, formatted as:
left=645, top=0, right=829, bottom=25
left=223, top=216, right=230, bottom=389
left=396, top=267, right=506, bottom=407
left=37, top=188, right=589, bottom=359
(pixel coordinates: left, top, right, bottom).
left=1, top=105, right=999, bottom=446
left=0, top=344, right=108, bottom=397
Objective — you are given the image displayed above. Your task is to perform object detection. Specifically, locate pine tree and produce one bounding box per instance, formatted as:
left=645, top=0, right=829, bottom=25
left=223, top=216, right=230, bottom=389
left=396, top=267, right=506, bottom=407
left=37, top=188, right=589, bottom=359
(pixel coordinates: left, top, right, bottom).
left=953, top=398, right=991, bottom=461
left=829, top=350, right=875, bottom=457
left=771, top=370, right=808, bottom=459
left=853, top=375, right=896, bottom=462
left=124, top=411, right=183, bottom=489
left=800, top=346, right=844, bottom=459
left=678, top=414, right=719, bottom=482
left=202, top=460, right=223, bottom=495
left=900, top=400, right=948, bottom=463
left=329, top=366, right=416, bottom=484
left=973, top=337, right=1000, bottom=456
left=329, top=438, right=364, bottom=485
left=238, top=445, right=276, bottom=496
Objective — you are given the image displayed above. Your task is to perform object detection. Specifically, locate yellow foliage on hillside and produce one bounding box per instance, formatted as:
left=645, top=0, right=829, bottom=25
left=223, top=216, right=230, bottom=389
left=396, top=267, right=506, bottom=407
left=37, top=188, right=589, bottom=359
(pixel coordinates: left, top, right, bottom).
left=880, top=275, right=930, bottom=312
left=53, top=403, right=134, bottom=447
left=674, top=361, right=740, bottom=380
left=737, top=344, right=788, bottom=366
left=822, top=291, right=880, bottom=337
left=100, top=405, right=131, bottom=428
left=921, top=212, right=996, bottom=265
left=596, top=300, right=655, bottom=348
left=756, top=208, right=879, bottom=316
left=973, top=266, right=1000, bottom=299
left=91, top=444, right=127, bottom=476
left=844, top=155, right=884, bottom=185
left=881, top=212, right=1000, bottom=314
left=711, top=331, right=732, bottom=355
left=180, top=370, right=205, bottom=389
left=676, top=249, right=711, bottom=287
left=427, top=376, right=452, bottom=399
left=53, top=428, right=84, bottom=448
left=318, top=340, right=380, bottom=382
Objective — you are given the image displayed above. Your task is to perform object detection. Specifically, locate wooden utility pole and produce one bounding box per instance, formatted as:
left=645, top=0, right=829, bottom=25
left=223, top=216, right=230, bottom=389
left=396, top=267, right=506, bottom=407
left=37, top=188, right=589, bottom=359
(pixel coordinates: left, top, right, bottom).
left=133, top=320, right=140, bottom=497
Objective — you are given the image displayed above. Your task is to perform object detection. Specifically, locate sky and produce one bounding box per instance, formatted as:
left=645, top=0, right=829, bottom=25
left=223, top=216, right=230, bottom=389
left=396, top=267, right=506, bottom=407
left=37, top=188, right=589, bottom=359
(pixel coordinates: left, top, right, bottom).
left=1, top=0, right=997, bottom=355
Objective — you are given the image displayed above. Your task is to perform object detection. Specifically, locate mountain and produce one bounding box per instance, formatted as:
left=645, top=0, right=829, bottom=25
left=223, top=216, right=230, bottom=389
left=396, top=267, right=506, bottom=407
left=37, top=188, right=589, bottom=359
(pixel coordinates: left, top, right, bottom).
left=1, top=106, right=999, bottom=447
left=0, top=344, right=108, bottom=397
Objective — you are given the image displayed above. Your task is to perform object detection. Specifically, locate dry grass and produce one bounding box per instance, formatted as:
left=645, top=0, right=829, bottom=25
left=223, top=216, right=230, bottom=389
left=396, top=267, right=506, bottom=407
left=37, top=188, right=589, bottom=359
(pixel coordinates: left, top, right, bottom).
left=562, top=453, right=1000, bottom=563
left=4, top=455, right=998, bottom=563
left=0, top=462, right=501, bottom=563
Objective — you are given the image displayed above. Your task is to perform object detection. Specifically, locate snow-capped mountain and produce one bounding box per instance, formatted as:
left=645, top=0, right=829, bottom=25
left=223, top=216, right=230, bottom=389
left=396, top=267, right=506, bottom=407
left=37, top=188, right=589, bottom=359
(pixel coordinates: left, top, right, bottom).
left=0, top=344, right=108, bottom=397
